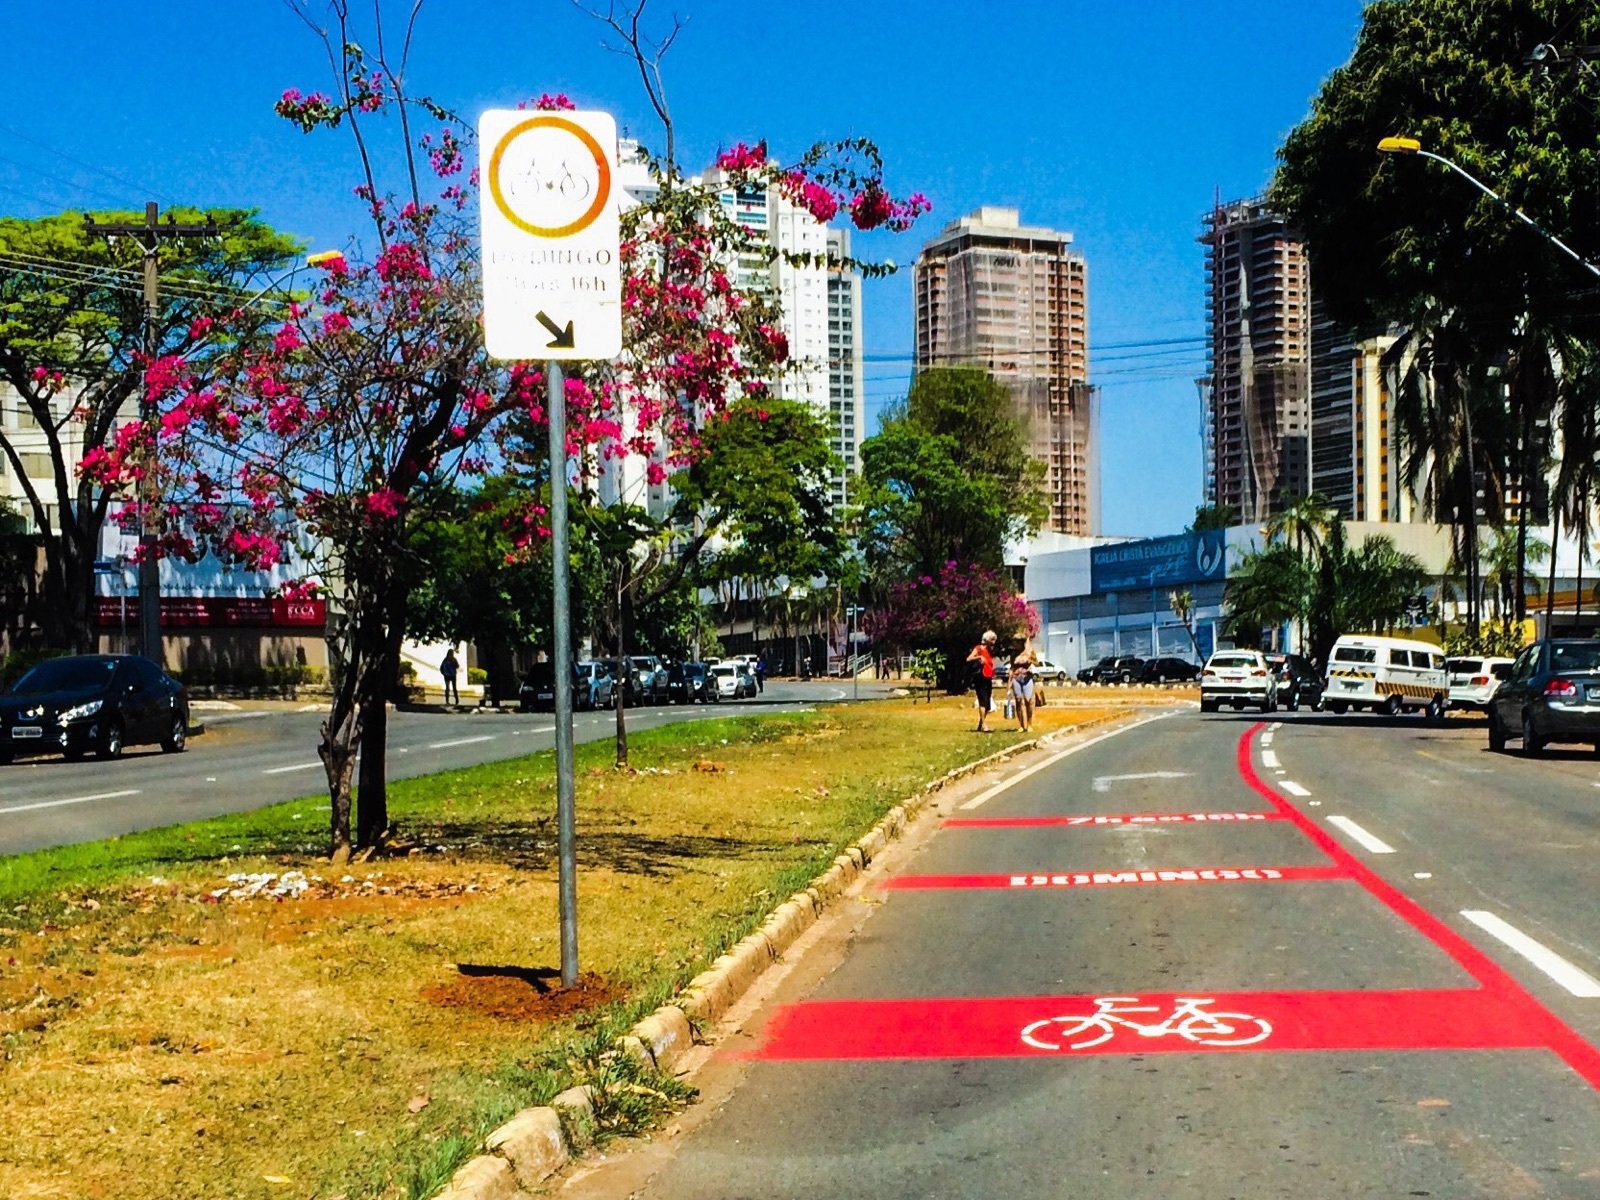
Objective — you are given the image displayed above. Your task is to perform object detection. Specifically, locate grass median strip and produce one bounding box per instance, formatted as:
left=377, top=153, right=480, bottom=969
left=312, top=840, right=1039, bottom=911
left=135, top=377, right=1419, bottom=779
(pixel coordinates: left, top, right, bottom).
left=0, top=692, right=1145, bottom=1199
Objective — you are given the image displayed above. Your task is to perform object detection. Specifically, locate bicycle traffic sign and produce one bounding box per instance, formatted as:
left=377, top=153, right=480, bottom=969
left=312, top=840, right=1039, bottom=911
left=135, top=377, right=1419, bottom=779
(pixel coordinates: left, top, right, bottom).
left=479, top=108, right=622, bottom=361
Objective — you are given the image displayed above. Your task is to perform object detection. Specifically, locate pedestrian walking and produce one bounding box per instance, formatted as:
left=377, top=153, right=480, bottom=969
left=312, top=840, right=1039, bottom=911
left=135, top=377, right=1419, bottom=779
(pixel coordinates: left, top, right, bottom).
left=755, top=652, right=766, bottom=693
left=965, top=630, right=998, bottom=733
left=440, top=647, right=459, bottom=706
left=1009, top=655, right=1035, bottom=732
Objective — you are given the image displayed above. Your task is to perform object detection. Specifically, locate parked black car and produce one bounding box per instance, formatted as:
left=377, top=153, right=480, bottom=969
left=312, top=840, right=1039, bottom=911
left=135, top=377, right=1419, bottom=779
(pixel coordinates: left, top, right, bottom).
left=1488, top=639, right=1600, bottom=755
left=667, top=662, right=720, bottom=704
left=1139, top=656, right=1201, bottom=684
left=517, top=662, right=615, bottom=712
left=1077, top=656, right=1117, bottom=684
left=1266, top=653, right=1324, bottom=712
left=0, top=654, right=188, bottom=763
left=1094, top=655, right=1147, bottom=685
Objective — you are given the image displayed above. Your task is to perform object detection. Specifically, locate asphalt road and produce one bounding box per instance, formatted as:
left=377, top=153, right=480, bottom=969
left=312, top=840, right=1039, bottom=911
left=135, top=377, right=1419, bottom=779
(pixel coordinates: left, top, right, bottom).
left=561, top=705, right=1600, bottom=1199
left=0, top=678, right=880, bottom=857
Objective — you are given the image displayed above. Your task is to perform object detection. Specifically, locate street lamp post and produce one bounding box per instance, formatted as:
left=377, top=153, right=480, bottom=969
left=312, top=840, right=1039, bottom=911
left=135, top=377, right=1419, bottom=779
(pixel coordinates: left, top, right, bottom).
left=1376, top=136, right=1600, bottom=279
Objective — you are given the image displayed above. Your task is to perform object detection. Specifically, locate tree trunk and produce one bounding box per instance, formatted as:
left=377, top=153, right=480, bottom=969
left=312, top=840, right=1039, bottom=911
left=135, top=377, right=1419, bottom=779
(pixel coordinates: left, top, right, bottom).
left=1545, top=507, right=1559, bottom=633
left=318, top=596, right=389, bottom=863
left=356, top=688, right=388, bottom=849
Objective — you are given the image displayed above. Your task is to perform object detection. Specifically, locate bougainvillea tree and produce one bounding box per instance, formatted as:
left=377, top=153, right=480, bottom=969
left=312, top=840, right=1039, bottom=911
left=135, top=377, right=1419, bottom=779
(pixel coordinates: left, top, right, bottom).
left=82, top=1, right=929, bottom=859
left=0, top=211, right=300, bottom=652
left=867, top=560, right=1039, bottom=692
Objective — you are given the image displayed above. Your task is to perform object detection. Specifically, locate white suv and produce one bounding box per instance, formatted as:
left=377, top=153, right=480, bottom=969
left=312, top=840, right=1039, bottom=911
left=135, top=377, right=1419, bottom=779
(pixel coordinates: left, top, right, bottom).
left=1200, top=649, right=1278, bottom=713
left=1446, top=656, right=1513, bottom=711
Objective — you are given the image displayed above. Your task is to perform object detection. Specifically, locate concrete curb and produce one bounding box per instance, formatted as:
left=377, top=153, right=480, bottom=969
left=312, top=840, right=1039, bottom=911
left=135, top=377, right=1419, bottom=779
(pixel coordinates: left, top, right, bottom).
left=433, top=711, right=1131, bottom=1198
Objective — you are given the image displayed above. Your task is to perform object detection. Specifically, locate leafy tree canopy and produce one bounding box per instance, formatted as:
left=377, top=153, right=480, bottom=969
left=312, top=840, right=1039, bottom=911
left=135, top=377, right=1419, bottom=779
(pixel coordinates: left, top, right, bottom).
left=859, top=367, right=1045, bottom=579
left=1272, top=0, right=1600, bottom=335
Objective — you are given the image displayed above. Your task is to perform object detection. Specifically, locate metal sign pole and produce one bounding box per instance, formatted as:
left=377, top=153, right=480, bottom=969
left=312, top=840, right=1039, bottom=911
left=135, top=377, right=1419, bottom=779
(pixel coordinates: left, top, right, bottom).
left=548, top=360, right=579, bottom=987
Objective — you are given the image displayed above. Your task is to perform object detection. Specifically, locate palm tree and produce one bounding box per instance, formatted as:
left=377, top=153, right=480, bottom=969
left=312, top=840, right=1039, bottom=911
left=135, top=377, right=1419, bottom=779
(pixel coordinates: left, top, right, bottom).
left=1265, top=491, right=1336, bottom=559
left=1223, top=543, right=1312, bottom=651
left=1168, top=589, right=1202, bottom=659
left=1384, top=311, right=1503, bottom=640
left=1553, top=341, right=1600, bottom=634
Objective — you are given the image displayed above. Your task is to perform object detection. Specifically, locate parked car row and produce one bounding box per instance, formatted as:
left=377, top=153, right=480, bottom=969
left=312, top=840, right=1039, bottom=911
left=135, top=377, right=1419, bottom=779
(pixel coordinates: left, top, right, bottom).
left=517, top=656, right=765, bottom=712
left=1074, top=655, right=1202, bottom=685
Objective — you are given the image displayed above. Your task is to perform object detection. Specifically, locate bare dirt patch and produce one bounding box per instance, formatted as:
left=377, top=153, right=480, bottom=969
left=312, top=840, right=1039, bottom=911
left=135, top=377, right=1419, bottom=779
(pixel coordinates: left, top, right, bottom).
left=420, top=966, right=622, bottom=1021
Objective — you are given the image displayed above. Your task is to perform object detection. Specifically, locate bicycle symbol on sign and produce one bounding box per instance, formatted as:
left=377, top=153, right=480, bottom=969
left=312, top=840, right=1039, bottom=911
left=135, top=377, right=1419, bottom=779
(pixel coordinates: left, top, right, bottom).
left=510, top=157, right=593, bottom=203
left=1020, top=996, right=1273, bottom=1051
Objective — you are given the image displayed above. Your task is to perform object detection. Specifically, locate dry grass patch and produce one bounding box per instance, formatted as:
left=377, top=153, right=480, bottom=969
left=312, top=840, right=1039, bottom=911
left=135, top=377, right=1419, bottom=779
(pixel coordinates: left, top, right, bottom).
left=0, top=694, right=1145, bottom=1198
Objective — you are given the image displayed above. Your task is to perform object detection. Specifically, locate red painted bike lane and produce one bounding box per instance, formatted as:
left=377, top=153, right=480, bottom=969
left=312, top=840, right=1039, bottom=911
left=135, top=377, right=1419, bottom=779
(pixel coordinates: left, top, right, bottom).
left=747, top=723, right=1600, bottom=1091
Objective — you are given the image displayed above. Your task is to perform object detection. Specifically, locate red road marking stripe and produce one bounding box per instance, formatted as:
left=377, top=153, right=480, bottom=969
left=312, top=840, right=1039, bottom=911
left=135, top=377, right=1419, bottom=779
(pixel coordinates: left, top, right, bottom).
left=946, top=811, right=1284, bottom=828
left=748, top=988, right=1537, bottom=1061
left=1232, top=724, right=1600, bottom=1091
left=883, top=865, right=1343, bottom=890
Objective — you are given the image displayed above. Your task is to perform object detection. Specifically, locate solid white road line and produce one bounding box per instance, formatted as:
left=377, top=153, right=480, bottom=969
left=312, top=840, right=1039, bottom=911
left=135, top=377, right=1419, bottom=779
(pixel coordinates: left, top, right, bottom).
left=262, top=761, right=325, bottom=775
left=1280, top=780, right=1310, bottom=797
left=1461, top=910, right=1600, bottom=998
left=1261, top=749, right=1280, bottom=769
left=958, top=712, right=1173, bottom=811
left=1327, top=815, right=1395, bottom=854
left=427, top=735, right=495, bottom=750
left=0, top=789, right=140, bottom=815
left=1091, top=771, right=1191, bottom=792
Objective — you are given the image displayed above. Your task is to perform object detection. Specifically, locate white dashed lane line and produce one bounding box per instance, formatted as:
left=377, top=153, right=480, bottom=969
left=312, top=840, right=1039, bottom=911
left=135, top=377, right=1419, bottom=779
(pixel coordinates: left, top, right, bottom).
left=0, top=789, right=140, bottom=815
left=1462, top=910, right=1600, bottom=998
left=262, top=762, right=325, bottom=775
left=427, top=736, right=495, bottom=750
left=1327, top=815, right=1395, bottom=855
left=1280, top=780, right=1310, bottom=797
left=1260, top=749, right=1280, bottom=769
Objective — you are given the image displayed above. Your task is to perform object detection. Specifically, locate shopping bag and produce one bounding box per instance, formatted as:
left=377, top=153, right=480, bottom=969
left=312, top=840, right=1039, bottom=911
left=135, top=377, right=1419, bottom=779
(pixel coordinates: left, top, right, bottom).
left=1003, top=697, right=1015, bottom=719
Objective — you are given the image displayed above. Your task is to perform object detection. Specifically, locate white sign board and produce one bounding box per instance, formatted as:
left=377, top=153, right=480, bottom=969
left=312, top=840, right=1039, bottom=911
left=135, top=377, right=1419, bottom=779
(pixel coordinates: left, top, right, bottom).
left=479, top=109, right=622, bottom=361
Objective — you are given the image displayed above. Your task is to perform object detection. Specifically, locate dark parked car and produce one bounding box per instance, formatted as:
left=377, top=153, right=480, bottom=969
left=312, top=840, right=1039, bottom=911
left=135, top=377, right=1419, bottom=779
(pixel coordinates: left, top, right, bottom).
left=0, top=653, right=188, bottom=763
left=1139, top=656, right=1201, bottom=684
left=517, top=661, right=615, bottom=712
left=1077, top=656, right=1117, bottom=684
left=667, top=662, right=720, bottom=704
left=1266, top=653, right=1323, bottom=712
left=1094, top=655, right=1146, bottom=685
left=1487, top=639, right=1600, bottom=755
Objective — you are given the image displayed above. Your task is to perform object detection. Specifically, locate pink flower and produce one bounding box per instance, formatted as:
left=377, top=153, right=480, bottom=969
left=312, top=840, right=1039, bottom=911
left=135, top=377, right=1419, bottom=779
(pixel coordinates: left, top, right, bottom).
left=716, top=141, right=767, bottom=174
left=365, top=487, right=403, bottom=520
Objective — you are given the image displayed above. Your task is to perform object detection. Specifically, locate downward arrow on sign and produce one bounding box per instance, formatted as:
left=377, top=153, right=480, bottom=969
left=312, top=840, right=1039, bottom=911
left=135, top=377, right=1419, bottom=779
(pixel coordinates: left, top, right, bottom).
left=535, top=311, right=575, bottom=349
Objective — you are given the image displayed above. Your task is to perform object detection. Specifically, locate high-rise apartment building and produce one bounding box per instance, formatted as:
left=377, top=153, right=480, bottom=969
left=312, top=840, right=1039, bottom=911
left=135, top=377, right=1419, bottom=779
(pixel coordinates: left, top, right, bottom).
left=827, top=228, right=864, bottom=510
left=913, top=206, right=1095, bottom=535
left=1200, top=197, right=1311, bottom=523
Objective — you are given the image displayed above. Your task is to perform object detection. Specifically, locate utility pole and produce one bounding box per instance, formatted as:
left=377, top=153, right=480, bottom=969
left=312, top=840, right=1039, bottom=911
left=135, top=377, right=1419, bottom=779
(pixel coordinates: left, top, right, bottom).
left=85, top=203, right=222, bottom=664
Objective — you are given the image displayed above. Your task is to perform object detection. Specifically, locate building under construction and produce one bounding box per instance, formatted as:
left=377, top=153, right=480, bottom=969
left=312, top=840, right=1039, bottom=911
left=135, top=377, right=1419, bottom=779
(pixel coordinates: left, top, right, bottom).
left=1199, top=197, right=1311, bottom=523
left=913, top=207, right=1096, bottom=535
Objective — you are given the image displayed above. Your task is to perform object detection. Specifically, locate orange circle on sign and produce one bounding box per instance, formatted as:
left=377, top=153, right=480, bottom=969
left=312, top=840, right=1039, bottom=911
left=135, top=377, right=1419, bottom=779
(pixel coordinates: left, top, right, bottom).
left=488, top=115, right=612, bottom=238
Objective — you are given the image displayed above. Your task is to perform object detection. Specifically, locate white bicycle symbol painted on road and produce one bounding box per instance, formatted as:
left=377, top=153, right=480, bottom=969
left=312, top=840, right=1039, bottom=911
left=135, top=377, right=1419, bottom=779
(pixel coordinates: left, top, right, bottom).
left=1021, top=996, right=1273, bottom=1051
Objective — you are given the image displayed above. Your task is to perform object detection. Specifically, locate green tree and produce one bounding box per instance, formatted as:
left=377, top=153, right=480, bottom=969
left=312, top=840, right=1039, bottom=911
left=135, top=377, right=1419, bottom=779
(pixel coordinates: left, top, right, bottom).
left=1272, top=1, right=1600, bottom=637
left=858, top=367, right=1045, bottom=579
left=1188, top=503, right=1239, bottom=532
left=0, top=210, right=301, bottom=652
left=1223, top=543, right=1311, bottom=650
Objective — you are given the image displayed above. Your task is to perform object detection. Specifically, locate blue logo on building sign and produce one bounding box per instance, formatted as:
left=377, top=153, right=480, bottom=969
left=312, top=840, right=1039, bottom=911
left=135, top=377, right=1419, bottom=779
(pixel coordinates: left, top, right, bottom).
left=1090, top=530, right=1226, bottom=595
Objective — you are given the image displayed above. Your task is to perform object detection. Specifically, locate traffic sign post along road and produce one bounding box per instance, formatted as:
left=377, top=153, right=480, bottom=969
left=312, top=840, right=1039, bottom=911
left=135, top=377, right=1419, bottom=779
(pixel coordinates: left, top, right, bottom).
left=479, top=107, right=623, bottom=988
left=479, top=108, right=622, bottom=361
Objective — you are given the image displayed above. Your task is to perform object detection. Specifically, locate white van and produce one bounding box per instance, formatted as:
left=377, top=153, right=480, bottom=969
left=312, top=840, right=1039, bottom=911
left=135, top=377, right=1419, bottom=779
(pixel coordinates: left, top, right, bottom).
left=1324, top=634, right=1450, bottom=719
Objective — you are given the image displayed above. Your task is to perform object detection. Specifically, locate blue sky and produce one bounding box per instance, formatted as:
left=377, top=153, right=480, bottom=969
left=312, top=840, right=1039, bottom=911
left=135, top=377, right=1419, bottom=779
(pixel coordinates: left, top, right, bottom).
left=0, top=0, right=1365, bottom=536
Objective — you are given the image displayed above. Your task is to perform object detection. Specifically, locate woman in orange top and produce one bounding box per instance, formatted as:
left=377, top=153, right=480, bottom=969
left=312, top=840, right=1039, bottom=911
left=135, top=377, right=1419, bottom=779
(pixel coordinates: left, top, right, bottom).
left=965, top=630, right=997, bottom=732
